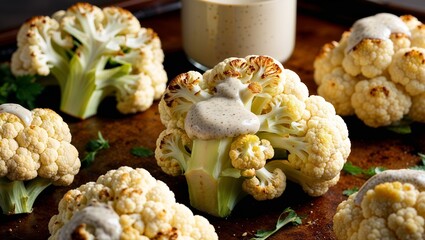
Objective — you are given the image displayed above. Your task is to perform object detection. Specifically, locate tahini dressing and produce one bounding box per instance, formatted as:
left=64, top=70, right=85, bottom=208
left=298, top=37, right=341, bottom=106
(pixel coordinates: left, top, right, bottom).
left=0, top=103, right=33, bottom=127
left=354, top=169, right=425, bottom=206
left=185, top=77, right=260, bottom=140
left=58, top=203, right=122, bottom=240
left=346, top=13, right=410, bottom=53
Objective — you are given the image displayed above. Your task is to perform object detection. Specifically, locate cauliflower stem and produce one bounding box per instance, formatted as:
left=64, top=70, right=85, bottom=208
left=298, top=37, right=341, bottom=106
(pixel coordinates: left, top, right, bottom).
left=185, top=138, right=246, bottom=217
left=59, top=57, right=133, bottom=119
left=0, top=177, right=51, bottom=215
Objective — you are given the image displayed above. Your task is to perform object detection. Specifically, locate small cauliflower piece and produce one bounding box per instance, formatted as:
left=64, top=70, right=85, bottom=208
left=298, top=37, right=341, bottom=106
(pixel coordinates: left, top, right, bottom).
left=317, top=67, right=358, bottom=116
left=409, top=93, right=425, bottom=122
left=401, top=15, right=425, bottom=48
left=155, top=55, right=351, bottom=217
left=314, top=13, right=425, bottom=128
left=0, top=103, right=80, bottom=215
left=313, top=32, right=349, bottom=85
left=229, top=134, right=286, bottom=200
left=259, top=96, right=351, bottom=196
left=229, top=134, right=274, bottom=176
left=48, top=166, right=218, bottom=240
left=342, top=13, right=410, bottom=78
left=342, top=38, right=394, bottom=78
left=389, top=47, right=425, bottom=96
left=11, top=2, right=167, bottom=119
left=333, top=169, right=425, bottom=240
left=351, top=76, right=411, bottom=127
left=242, top=167, right=286, bottom=201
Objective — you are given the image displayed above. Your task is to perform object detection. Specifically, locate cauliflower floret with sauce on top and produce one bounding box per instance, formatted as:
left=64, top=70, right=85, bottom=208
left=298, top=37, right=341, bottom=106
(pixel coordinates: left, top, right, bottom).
left=333, top=169, right=425, bottom=240
left=48, top=166, right=218, bottom=240
left=155, top=55, right=351, bottom=217
left=0, top=103, right=80, bottom=215
left=314, top=13, right=425, bottom=128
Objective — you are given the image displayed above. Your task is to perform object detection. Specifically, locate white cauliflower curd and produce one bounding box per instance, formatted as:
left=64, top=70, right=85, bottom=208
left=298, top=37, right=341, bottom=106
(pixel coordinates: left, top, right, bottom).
left=0, top=103, right=80, bottom=215
left=314, top=13, right=425, bottom=128
left=48, top=166, right=218, bottom=240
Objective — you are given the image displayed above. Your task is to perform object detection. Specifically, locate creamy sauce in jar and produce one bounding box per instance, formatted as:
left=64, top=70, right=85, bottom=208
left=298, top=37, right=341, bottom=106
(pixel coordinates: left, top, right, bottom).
left=0, top=103, right=33, bottom=126
left=185, top=77, right=260, bottom=140
left=182, top=0, right=296, bottom=69
left=346, top=13, right=410, bottom=53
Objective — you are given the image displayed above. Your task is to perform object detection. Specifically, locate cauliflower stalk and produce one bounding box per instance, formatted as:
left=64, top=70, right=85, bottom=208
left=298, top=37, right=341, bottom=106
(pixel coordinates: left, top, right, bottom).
left=314, top=13, right=425, bottom=128
left=0, top=103, right=80, bottom=215
left=48, top=166, right=218, bottom=240
left=11, top=2, right=167, bottom=119
left=155, top=55, right=351, bottom=217
left=333, top=169, right=425, bottom=240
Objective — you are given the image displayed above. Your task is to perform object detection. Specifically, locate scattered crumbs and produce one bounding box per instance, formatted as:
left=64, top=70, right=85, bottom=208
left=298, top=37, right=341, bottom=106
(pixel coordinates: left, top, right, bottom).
left=310, top=210, right=313, bottom=214
left=8, top=228, right=12, bottom=232
left=307, top=219, right=319, bottom=226
left=233, top=233, right=236, bottom=236
left=242, top=232, right=248, bottom=237
left=310, top=203, right=314, bottom=206
left=217, top=226, right=221, bottom=229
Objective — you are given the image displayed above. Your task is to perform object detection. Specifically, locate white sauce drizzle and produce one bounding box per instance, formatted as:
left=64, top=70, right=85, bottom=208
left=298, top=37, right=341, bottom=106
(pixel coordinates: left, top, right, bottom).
left=0, top=103, right=33, bottom=127
left=354, top=169, right=425, bottom=206
left=346, top=13, right=411, bottom=53
left=185, top=77, right=260, bottom=140
left=58, top=203, right=122, bottom=240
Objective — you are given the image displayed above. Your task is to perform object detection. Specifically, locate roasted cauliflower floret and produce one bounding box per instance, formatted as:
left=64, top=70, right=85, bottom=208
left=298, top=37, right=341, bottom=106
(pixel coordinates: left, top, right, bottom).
left=351, top=76, right=411, bottom=127
left=314, top=13, right=425, bottom=128
left=334, top=169, right=425, bottom=240
left=48, top=166, right=218, bottom=240
left=155, top=55, right=351, bottom=217
left=0, top=103, right=80, bottom=215
left=11, top=2, right=167, bottom=119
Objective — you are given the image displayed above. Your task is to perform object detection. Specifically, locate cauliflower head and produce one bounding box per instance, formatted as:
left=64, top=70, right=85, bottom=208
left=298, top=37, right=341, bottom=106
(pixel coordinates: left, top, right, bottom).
left=0, top=103, right=80, bottom=215
left=0, top=103, right=80, bottom=185
left=333, top=169, right=425, bottom=240
left=48, top=166, right=218, bottom=240
left=155, top=55, right=351, bottom=217
left=314, top=13, right=425, bottom=128
left=11, top=2, right=167, bottom=119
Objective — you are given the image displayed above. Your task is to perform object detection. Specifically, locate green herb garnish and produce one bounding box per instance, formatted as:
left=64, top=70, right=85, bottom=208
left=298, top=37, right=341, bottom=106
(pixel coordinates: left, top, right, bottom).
left=251, top=207, right=302, bottom=240
left=409, top=153, right=425, bottom=171
left=343, top=161, right=386, bottom=178
left=343, top=187, right=359, bottom=196
left=81, top=131, right=109, bottom=167
left=0, top=63, right=43, bottom=109
left=386, top=117, right=413, bottom=134
left=130, top=146, right=154, bottom=157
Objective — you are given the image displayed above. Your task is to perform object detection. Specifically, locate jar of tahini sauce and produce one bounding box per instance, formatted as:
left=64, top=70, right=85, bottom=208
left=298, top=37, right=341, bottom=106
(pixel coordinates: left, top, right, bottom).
left=181, top=0, right=297, bottom=70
